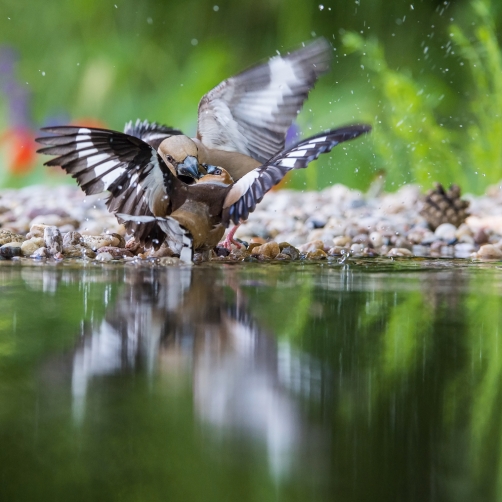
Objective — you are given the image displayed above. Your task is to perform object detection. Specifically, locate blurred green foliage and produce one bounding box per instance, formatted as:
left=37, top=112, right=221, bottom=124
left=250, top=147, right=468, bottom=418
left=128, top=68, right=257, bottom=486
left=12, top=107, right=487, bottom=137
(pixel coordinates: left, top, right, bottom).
left=344, top=0, right=502, bottom=194
left=1, top=0, right=502, bottom=193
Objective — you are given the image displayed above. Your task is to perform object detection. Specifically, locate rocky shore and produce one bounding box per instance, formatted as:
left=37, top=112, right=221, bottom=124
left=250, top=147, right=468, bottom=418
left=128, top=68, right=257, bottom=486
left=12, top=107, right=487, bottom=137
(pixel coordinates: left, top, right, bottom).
left=1, top=183, right=502, bottom=263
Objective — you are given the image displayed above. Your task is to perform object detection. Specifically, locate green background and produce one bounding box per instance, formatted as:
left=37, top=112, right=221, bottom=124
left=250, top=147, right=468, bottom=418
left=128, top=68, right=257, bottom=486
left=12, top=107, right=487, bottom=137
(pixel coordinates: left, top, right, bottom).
left=1, top=0, right=501, bottom=193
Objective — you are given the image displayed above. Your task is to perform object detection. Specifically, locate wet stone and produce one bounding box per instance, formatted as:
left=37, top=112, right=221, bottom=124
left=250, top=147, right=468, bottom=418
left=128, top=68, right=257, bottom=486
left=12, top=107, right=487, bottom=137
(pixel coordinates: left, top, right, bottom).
left=158, top=256, right=182, bottom=266
left=306, top=249, right=327, bottom=260
left=434, top=223, right=457, bottom=241
left=392, top=237, right=413, bottom=250
left=193, top=250, right=212, bottom=263
left=369, top=232, right=383, bottom=248
left=228, top=249, right=248, bottom=261
left=21, top=237, right=45, bottom=256
left=332, top=236, right=351, bottom=247
left=251, top=242, right=280, bottom=259
left=62, top=245, right=96, bottom=259
left=148, top=243, right=175, bottom=258
left=125, top=238, right=144, bottom=254
left=31, top=247, right=49, bottom=259
left=299, top=240, right=324, bottom=253
left=474, top=228, right=489, bottom=245
left=0, top=243, right=22, bottom=258
left=0, top=230, right=24, bottom=245
left=96, top=246, right=134, bottom=259
left=95, top=252, right=114, bottom=262
left=215, top=247, right=230, bottom=257
left=63, top=231, right=83, bottom=247
left=454, top=242, right=476, bottom=258
left=352, top=234, right=370, bottom=246
left=27, top=224, right=49, bottom=239
left=475, top=244, right=502, bottom=260
left=327, top=246, right=345, bottom=256
left=82, top=234, right=121, bottom=251
left=44, top=226, right=63, bottom=255
left=387, top=247, right=413, bottom=257
left=281, top=246, right=300, bottom=260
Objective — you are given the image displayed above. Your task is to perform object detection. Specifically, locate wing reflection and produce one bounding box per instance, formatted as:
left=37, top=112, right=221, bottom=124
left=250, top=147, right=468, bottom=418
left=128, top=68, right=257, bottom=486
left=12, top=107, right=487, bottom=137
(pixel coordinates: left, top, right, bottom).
left=70, top=266, right=321, bottom=477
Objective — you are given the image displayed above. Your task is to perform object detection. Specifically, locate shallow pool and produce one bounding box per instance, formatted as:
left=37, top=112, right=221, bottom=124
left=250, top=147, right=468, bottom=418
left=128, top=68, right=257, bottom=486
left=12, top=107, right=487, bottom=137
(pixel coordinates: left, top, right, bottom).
left=1, top=258, right=501, bottom=501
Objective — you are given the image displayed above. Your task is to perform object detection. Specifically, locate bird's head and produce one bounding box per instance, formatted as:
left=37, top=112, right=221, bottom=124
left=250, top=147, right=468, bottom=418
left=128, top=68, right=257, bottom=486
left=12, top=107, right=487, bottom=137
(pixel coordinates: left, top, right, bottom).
left=196, top=165, right=234, bottom=186
left=158, top=136, right=203, bottom=183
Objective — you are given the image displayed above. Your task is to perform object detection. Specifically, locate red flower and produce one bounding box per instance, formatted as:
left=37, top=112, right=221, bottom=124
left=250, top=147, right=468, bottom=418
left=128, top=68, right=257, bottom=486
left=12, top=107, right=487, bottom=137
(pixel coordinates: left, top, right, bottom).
left=0, top=127, right=37, bottom=175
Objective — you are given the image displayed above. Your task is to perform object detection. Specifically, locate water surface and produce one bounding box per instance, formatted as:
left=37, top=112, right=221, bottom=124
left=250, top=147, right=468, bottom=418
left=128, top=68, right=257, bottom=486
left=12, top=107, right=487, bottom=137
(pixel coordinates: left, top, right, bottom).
left=1, top=259, right=501, bottom=501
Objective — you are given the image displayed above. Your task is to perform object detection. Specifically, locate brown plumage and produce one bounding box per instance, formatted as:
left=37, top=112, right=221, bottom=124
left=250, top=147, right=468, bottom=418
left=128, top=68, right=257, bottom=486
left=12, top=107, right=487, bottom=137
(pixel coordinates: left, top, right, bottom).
left=36, top=39, right=333, bottom=233
left=118, top=126, right=371, bottom=262
left=36, top=39, right=371, bottom=258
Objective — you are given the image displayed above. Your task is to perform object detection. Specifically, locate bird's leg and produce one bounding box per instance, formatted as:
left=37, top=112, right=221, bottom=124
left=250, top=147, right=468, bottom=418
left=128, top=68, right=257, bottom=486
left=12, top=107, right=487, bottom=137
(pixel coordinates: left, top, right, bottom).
left=219, top=225, right=241, bottom=250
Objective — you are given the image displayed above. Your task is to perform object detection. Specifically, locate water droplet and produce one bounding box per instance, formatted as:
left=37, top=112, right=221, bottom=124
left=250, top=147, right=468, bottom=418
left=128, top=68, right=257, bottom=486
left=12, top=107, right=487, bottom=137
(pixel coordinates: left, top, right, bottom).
left=319, top=4, right=324, bottom=10
left=191, top=38, right=198, bottom=46
left=213, top=5, right=219, bottom=11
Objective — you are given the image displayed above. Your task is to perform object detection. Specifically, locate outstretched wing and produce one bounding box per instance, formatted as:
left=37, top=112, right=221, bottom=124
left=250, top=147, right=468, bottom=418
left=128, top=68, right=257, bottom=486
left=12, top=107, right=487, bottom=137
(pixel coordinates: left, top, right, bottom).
left=117, top=214, right=193, bottom=263
left=124, top=119, right=184, bottom=150
left=197, top=38, right=331, bottom=164
left=36, top=125, right=178, bottom=246
left=222, top=124, right=371, bottom=225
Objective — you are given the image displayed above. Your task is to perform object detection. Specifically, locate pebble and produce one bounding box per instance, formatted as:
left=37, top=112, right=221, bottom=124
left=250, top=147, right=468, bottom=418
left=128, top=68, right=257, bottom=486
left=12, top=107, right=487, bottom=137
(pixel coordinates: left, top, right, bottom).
left=95, top=252, right=114, bottom=262
left=392, top=237, right=413, bottom=250
left=158, top=257, right=182, bottom=266
left=251, top=241, right=280, bottom=259
left=327, top=246, right=345, bottom=256
left=63, top=231, right=83, bottom=246
left=474, top=244, right=502, bottom=260
left=147, top=243, right=175, bottom=258
left=454, top=243, right=475, bottom=257
left=62, top=245, right=96, bottom=259
left=27, top=224, right=49, bottom=239
left=350, top=243, right=365, bottom=254
left=369, top=231, right=383, bottom=248
left=474, top=228, right=489, bottom=245
left=387, top=248, right=413, bottom=257
left=21, top=237, right=45, bottom=256
left=44, top=226, right=63, bottom=255
left=99, top=246, right=133, bottom=259
left=299, top=240, right=324, bottom=253
left=82, top=234, right=121, bottom=251
left=333, top=236, right=351, bottom=247
left=0, top=243, right=22, bottom=258
left=281, top=246, right=300, bottom=260
left=31, top=247, right=49, bottom=259
left=434, top=223, right=458, bottom=241
left=1, top=182, right=502, bottom=264
left=306, top=249, right=327, bottom=259
left=0, top=230, right=24, bottom=245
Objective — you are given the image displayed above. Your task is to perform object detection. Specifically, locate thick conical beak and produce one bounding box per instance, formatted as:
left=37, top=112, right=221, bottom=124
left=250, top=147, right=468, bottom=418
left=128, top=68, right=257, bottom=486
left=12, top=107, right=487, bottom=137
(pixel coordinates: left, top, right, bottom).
left=177, top=156, right=201, bottom=179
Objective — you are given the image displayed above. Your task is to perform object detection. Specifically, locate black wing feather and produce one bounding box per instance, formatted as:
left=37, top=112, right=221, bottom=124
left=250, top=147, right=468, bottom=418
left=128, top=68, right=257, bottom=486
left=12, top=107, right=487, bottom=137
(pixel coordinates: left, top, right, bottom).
left=222, top=124, right=371, bottom=225
left=36, top=124, right=177, bottom=247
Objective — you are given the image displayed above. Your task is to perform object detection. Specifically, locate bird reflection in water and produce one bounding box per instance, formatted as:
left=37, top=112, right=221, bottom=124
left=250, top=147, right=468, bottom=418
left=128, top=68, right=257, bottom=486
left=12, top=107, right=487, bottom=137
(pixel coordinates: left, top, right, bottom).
left=70, top=266, right=323, bottom=478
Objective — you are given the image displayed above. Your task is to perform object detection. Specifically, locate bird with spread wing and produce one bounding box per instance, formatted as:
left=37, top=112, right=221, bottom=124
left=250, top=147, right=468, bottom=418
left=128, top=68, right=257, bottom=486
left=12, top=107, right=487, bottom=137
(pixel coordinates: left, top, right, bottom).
left=36, top=38, right=371, bottom=258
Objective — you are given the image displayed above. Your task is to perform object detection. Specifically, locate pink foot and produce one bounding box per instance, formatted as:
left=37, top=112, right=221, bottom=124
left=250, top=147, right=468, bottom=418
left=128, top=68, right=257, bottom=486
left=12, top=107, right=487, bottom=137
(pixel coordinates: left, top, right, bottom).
left=219, top=225, right=241, bottom=250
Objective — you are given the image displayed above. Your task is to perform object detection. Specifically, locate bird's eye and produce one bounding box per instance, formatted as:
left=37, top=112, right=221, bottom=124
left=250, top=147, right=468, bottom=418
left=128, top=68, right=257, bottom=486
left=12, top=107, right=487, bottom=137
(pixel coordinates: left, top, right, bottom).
left=214, top=169, right=222, bottom=175
left=166, top=155, right=174, bottom=163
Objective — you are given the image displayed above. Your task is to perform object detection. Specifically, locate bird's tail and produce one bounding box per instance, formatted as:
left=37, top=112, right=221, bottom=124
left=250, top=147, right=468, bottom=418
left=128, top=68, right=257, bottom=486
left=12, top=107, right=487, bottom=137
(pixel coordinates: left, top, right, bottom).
left=117, top=214, right=193, bottom=263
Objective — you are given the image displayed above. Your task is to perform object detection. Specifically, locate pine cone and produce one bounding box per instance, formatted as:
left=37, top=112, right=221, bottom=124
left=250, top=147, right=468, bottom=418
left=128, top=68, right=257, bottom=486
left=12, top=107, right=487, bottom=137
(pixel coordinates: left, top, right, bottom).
left=420, top=183, right=470, bottom=231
